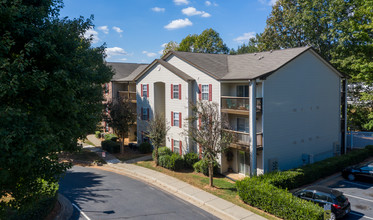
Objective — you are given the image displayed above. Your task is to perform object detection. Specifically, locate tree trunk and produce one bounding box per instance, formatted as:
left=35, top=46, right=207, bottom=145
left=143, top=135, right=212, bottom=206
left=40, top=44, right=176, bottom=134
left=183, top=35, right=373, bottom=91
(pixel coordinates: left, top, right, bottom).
left=120, top=137, right=124, bottom=154
left=209, top=161, right=213, bottom=187
left=154, top=145, right=159, bottom=166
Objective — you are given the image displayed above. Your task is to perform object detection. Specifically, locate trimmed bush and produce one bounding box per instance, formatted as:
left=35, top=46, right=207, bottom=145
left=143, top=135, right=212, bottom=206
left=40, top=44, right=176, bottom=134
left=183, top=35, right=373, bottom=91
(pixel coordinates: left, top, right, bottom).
left=101, top=140, right=120, bottom=154
left=104, top=133, right=117, bottom=141
left=158, top=153, right=184, bottom=171
left=139, top=142, right=152, bottom=154
left=152, top=146, right=173, bottom=160
left=95, top=131, right=101, bottom=138
left=236, top=178, right=323, bottom=220
left=183, top=152, right=199, bottom=169
left=193, top=159, right=219, bottom=176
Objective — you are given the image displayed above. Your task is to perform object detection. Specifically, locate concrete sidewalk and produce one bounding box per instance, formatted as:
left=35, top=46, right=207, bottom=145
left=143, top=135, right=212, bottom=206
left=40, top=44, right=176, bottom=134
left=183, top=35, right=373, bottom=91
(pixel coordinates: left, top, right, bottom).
left=84, top=134, right=266, bottom=219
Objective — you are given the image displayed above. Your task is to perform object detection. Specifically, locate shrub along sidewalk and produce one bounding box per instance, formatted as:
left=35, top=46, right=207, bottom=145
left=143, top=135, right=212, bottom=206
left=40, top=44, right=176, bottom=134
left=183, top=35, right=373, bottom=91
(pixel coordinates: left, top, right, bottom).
left=236, top=145, right=373, bottom=220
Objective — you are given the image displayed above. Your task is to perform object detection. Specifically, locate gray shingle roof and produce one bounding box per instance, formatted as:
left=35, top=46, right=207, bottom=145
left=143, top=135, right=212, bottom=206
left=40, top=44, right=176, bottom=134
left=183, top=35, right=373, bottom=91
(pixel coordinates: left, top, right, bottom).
left=166, top=47, right=316, bottom=80
left=106, top=62, right=146, bottom=81
left=114, top=65, right=148, bottom=82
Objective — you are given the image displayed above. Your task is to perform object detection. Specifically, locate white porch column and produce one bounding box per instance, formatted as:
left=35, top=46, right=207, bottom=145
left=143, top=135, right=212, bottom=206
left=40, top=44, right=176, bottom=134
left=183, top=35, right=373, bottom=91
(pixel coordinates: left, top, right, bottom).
left=249, top=79, right=257, bottom=177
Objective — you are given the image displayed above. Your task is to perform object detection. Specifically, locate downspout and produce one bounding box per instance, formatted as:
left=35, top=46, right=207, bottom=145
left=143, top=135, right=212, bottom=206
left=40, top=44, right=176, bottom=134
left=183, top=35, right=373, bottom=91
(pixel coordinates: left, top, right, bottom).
left=249, top=80, right=257, bottom=177
left=341, top=78, right=347, bottom=154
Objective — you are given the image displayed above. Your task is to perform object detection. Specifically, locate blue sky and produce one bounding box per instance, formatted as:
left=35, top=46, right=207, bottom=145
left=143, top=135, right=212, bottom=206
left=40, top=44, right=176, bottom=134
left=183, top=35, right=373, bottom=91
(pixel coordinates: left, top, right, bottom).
left=60, top=0, right=277, bottom=63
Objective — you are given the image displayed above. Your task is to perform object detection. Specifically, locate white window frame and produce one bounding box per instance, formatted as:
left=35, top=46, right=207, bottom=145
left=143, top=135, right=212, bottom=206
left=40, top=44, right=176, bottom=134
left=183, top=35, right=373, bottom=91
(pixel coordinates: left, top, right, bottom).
left=173, top=140, right=180, bottom=153
left=173, top=112, right=179, bottom=127
left=173, top=85, right=179, bottom=99
left=142, top=84, right=147, bottom=98
left=201, top=85, right=209, bottom=100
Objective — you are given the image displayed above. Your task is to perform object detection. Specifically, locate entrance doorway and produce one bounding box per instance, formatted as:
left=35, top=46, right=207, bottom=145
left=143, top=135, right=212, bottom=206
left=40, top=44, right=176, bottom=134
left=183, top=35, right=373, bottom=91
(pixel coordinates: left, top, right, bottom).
left=238, top=151, right=250, bottom=175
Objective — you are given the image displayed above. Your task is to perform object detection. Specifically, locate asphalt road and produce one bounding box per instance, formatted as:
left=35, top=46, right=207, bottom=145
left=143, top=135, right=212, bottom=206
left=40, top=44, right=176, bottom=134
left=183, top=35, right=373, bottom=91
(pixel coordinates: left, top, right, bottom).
left=318, top=176, right=373, bottom=220
left=59, top=166, right=219, bottom=220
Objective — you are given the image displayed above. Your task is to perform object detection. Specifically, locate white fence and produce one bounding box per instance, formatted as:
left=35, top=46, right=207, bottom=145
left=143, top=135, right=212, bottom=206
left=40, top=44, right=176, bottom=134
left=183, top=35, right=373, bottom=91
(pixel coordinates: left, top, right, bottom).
left=347, top=131, right=373, bottom=149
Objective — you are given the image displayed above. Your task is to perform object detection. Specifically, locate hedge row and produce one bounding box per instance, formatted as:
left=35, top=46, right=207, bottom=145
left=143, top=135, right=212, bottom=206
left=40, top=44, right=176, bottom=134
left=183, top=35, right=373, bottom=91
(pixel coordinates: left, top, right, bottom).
left=259, top=145, right=373, bottom=190
left=101, top=140, right=120, bottom=154
left=193, top=159, right=220, bottom=176
left=153, top=147, right=200, bottom=171
left=236, top=146, right=373, bottom=220
left=236, top=178, right=323, bottom=220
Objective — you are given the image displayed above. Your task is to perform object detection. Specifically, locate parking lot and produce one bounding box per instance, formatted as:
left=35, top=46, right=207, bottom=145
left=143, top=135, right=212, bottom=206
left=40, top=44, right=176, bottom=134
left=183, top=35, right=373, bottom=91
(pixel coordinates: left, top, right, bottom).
left=318, top=175, right=373, bottom=219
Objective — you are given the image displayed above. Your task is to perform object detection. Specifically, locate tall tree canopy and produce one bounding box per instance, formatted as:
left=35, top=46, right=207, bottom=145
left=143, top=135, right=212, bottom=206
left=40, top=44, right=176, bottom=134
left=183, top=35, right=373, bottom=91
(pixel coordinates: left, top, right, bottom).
left=0, top=0, right=113, bottom=209
left=259, top=0, right=372, bottom=82
left=164, top=28, right=229, bottom=54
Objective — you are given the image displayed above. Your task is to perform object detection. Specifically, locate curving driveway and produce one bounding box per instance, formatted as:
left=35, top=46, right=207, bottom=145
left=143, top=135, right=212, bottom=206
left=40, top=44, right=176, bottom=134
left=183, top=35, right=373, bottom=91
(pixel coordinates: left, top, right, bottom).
left=59, top=166, right=218, bottom=220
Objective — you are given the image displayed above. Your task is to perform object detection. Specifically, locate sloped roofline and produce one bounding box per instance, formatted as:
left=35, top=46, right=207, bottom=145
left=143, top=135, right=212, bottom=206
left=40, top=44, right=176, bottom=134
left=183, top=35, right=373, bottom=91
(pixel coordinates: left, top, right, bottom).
left=134, top=59, right=195, bottom=82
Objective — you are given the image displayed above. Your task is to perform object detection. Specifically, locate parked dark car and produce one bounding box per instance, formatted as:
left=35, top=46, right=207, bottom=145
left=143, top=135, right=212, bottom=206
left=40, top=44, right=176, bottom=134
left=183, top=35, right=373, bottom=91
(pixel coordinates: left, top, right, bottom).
left=294, top=186, right=350, bottom=219
left=342, top=161, right=373, bottom=181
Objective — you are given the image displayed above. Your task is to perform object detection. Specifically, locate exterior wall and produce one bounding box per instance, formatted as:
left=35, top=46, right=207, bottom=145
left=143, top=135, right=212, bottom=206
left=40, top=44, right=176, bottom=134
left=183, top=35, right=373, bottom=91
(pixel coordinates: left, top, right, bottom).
left=262, top=50, right=341, bottom=172
left=136, top=63, right=191, bottom=154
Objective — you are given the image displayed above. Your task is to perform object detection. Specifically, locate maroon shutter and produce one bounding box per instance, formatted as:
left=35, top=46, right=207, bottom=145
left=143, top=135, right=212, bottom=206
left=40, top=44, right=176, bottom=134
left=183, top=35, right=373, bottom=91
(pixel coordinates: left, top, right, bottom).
left=147, top=84, right=149, bottom=97
left=198, top=114, right=201, bottom=129
left=209, top=84, right=212, bottom=101
left=199, top=144, right=202, bottom=159
left=179, top=84, right=182, bottom=100
left=171, top=84, right=173, bottom=99
left=198, top=84, right=202, bottom=100
left=141, top=84, right=143, bottom=97
left=179, top=112, right=182, bottom=128
left=179, top=141, right=182, bottom=155
left=171, top=111, right=174, bottom=126
left=147, top=108, right=149, bottom=121
left=171, top=139, right=174, bottom=152
left=141, top=107, right=143, bottom=120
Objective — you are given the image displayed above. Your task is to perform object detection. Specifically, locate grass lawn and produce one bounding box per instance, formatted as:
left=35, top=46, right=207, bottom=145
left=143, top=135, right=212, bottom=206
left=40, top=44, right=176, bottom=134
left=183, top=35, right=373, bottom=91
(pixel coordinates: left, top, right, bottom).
left=59, top=149, right=106, bottom=166
left=112, top=147, right=151, bottom=162
left=135, top=161, right=278, bottom=220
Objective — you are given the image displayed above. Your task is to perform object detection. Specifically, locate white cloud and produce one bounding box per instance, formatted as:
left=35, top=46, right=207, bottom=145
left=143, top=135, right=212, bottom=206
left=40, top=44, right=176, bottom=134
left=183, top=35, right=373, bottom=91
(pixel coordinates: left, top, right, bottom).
left=84, top=28, right=99, bottom=43
left=158, top=50, right=164, bottom=55
left=234, top=32, right=256, bottom=43
left=98, top=26, right=109, bottom=34
left=112, top=26, right=123, bottom=33
left=118, top=58, right=128, bottom=62
left=164, top=18, right=192, bottom=30
left=105, top=47, right=127, bottom=58
left=259, top=0, right=278, bottom=6
left=161, top=43, right=168, bottom=48
left=142, top=51, right=157, bottom=57
left=152, top=7, right=165, bottom=12
left=182, top=7, right=210, bottom=17
left=173, top=0, right=189, bottom=5
left=205, top=1, right=218, bottom=6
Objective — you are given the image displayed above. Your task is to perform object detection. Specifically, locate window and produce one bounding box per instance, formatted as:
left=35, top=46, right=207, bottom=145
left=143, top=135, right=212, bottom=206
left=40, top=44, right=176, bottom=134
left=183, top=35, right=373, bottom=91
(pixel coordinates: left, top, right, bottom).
left=202, top=85, right=209, bottom=100
left=237, top=118, right=249, bottom=132
left=173, top=112, right=179, bottom=127
left=299, top=191, right=313, bottom=199
left=173, top=85, right=179, bottom=99
left=104, top=83, right=109, bottom=94
left=173, top=140, right=180, bottom=153
left=142, top=84, right=147, bottom=98
left=237, top=85, right=249, bottom=97
left=314, top=192, right=328, bottom=201
left=142, top=108, right=149, bottom=120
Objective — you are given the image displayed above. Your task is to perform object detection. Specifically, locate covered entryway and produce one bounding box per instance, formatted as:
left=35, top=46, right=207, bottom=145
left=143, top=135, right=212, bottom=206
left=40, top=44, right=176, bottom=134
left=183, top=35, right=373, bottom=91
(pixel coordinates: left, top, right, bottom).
left=154, top=82, right=166, bottom=120
left=238, top=150, right=250, bottom=176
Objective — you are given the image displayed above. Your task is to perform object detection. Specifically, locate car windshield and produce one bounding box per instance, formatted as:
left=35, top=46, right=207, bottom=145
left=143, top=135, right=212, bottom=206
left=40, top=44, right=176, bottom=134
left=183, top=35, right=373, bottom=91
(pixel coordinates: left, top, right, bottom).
left=336, top=194, right=347, bottom=203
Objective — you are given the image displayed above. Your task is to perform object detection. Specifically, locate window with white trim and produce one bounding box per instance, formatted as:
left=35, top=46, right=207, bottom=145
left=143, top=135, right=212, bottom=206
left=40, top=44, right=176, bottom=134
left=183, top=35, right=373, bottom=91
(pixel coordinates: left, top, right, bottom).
left=173, top=140, right=180, bottom=153
left=173, top=112, right=179, bottom=127
left=142, top=108, right=149, bottom=120
left=173, top=85, right=179, bottom=99
left=201, top=85, right=209, bottom=100
left=142, top=84, right=147, bottom=98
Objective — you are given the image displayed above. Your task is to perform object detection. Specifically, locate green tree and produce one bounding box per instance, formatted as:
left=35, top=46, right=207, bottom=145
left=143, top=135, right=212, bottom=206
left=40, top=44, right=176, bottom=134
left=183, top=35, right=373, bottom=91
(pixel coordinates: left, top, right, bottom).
left=176, top=28, right=229, bottom=54
left=186, top=101, right=233, bottom=187
left=105, top=98, right=136, bottom=153
left=162, top=41, right=179, bottom=56
left=0, top=0, right=113, bottom=212
left=230, top=37, right=260, bottom=55
left=146, top=114, right=170, bottom=166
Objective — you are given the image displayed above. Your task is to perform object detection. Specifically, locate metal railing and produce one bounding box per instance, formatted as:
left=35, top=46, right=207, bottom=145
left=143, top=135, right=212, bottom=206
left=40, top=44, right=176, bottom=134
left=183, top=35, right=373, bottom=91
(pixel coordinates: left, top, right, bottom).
left=221, top=97, right=262, bottom=113
left=223, top=129, right=263, bottom=146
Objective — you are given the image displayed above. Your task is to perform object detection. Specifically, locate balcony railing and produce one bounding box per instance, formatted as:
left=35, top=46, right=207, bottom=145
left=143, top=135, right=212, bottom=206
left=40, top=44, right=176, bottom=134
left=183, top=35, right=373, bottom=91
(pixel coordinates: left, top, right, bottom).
left=221, top=97, right=262, bottom=113
left=223, top=129, right=263, bottom=147
left=118, top=91, right=137, bottom=102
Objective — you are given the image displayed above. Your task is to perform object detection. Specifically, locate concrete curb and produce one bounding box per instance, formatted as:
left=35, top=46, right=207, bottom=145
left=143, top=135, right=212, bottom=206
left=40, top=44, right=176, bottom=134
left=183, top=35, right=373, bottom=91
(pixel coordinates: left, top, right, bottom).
left=106, top=164, right=266, bottom=220
left=54, top=193, right=73, bottom=220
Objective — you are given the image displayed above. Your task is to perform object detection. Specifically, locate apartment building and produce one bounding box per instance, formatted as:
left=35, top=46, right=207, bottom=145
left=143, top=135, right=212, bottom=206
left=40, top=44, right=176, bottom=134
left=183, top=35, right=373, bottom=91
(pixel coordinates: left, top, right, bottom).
left=134, top=46, right=347, bottom=176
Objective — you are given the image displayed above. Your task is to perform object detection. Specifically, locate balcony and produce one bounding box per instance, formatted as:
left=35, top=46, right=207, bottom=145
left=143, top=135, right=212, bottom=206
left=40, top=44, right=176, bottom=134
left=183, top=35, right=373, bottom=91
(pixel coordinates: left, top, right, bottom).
left=221, top=97, right=262, bottom=115
left=118, top=91, right=137, bottom=103
left=223, top=129, right=263, bottom=150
